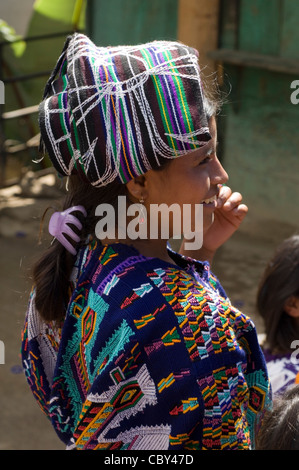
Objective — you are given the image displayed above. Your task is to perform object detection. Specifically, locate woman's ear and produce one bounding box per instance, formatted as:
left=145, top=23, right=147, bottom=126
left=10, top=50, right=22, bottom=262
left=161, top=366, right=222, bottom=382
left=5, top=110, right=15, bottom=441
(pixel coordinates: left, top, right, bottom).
left=284, top=296, right=299, bottom=318
left=126, top=175, right=147, bottom=201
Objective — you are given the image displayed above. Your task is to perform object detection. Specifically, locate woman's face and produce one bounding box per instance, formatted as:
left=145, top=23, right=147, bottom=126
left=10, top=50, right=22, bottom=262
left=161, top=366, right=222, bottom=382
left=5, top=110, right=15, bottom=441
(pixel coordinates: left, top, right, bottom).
left=142, top=117, right=229, bottom=237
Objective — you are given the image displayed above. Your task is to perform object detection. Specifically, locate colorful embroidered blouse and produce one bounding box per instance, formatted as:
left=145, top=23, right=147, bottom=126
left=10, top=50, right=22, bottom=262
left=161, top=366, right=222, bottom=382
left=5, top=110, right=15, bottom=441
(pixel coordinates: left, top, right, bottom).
left=21, top=241, right=271, bottom=450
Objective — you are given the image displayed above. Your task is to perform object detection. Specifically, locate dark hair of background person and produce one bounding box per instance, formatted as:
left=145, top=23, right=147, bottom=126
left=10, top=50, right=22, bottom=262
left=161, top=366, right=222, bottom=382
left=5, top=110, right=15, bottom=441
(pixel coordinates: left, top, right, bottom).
left=256, top=235, right=299, bottom=354
left=255, top=385, right=299, bottom=450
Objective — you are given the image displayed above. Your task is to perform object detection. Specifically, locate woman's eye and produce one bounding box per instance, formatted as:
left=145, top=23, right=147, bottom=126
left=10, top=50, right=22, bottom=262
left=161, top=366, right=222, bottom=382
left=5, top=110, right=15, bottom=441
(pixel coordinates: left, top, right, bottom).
left=199, top=156, right=211, bottom=165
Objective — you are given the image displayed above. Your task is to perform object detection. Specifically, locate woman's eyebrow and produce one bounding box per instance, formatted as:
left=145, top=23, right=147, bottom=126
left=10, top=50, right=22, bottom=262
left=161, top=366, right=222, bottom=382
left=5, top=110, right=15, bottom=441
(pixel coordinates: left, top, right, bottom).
left=192, top=139, right=218, bottom=162
left=205, top=147, right=214, bottom=156
left=202, top=140, right=219, bottom=157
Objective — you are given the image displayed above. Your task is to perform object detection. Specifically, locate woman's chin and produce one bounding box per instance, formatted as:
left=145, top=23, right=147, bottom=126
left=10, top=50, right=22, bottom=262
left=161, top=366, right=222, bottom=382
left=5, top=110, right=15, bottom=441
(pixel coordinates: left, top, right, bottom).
left=203, top=213, right=215, bottom=232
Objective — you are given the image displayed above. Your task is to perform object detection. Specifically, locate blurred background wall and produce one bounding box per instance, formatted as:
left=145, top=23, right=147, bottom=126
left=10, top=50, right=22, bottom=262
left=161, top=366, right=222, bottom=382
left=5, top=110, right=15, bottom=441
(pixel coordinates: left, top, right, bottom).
left=214, top=0, right=299, bottom=233
left=87, top=0, right=299, bottom=231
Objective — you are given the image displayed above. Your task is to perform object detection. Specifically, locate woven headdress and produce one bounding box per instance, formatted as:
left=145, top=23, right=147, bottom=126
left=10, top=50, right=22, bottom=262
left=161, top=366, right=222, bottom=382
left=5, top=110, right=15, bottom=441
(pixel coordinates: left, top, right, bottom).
left=39, top=33, right=211, bottom=187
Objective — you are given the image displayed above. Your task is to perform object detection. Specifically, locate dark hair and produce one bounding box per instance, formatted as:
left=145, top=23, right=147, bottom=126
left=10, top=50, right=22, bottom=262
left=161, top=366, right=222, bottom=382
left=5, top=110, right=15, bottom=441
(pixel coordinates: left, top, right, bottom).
left=256, top=385, right=299, bottom=450
left=256, top=235, right=299, bottom=354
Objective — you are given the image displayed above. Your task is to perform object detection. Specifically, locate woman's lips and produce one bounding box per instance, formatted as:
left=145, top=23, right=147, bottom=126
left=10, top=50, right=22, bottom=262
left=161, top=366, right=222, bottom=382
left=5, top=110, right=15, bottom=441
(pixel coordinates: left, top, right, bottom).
left=201, top=195, right=217, bottom=207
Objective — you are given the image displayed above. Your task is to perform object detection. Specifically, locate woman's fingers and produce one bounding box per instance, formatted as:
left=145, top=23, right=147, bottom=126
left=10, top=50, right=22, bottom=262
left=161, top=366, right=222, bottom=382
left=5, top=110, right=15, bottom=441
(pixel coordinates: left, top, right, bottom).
left=216, top=184, right=232, bottom=208
left=216, top=186, right=248, bottom=226
left=222, top=191, right=243, bottom=210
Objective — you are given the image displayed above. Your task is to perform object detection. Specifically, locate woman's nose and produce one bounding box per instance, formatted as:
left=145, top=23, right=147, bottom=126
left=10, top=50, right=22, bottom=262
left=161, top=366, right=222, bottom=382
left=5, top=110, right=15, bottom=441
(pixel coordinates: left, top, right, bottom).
left=211, top=157, right=229, bottom=186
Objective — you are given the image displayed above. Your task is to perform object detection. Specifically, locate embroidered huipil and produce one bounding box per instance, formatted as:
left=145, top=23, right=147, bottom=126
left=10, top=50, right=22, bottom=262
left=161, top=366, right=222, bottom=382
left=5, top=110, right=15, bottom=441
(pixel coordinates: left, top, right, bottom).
left=21, top=241, right=271, bottom=450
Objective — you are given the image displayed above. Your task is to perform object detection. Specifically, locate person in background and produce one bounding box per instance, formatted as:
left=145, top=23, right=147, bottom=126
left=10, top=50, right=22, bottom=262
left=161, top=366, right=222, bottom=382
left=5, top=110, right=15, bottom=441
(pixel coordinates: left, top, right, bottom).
left=257, top=234, right=299, bottom=395
left=256, top=384, right=299, bottom=450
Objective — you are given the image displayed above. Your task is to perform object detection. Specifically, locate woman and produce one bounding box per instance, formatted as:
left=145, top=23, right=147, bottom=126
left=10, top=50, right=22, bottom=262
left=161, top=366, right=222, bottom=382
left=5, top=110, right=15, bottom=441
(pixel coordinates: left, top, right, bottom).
left=21, top=33, right=271, bottom=450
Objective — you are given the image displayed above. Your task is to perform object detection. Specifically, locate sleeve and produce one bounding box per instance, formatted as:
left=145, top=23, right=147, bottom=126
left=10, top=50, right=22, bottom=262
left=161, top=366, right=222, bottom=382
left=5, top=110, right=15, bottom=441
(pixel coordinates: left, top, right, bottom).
left=196, top=264, right=272, bottom=446
left=21, top=289, right=61, bottom=419
left=223, top=301, right=272, bottom=446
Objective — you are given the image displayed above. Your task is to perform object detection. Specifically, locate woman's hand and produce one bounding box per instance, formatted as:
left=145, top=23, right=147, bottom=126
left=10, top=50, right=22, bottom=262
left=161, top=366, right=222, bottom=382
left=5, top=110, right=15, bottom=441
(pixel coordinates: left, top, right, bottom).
left=179, top=185, right=248, bottom=264
left=204, top=184, right=248, bottom=252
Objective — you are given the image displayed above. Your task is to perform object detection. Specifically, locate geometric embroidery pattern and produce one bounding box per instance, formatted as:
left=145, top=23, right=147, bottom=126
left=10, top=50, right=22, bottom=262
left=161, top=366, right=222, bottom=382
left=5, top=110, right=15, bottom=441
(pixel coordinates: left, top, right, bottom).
left=21, top=241, right=271, bottom=450
left=39, top=34, right=211, bottom=188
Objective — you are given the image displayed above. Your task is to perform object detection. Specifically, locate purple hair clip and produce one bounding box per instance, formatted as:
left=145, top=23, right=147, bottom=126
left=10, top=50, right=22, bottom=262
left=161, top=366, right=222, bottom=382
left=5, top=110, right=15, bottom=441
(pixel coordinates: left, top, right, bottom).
left=49, top=205, right=87, bottom=255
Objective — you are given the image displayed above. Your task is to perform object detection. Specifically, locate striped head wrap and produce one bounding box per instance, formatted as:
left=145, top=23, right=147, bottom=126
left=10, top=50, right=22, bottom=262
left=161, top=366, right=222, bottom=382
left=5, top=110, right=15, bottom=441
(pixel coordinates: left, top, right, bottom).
left=39, top=33, right=211, bottom=187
